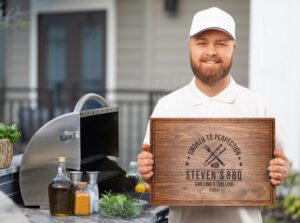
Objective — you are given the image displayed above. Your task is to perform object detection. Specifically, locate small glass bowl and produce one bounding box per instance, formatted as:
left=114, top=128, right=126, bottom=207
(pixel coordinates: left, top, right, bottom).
left=99, top=199, right=148, bottom=219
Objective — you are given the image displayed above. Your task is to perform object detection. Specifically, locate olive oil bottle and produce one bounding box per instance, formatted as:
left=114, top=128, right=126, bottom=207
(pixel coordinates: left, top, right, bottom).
left=48, top=157, right=75, bottom=216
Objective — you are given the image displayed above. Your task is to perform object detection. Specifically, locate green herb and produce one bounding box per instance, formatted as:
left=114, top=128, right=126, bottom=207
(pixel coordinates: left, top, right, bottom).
left=0, top=122, right=21, bottom=143
left=99, top=192, right=147, bottom=219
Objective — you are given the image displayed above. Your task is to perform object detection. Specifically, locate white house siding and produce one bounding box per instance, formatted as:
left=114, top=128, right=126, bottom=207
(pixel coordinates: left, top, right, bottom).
left=116, top=0, right=146, bottom=89
left=0, top=29, right=5, bottom=86
left=116, top=0, right=250, bottom=91
left=3, top=0, right=30, bottom=88
left=5, top=28, right=30, bottom=88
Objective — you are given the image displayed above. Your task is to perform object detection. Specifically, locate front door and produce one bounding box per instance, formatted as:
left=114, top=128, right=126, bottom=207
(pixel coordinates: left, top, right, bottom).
left=38, top=11, right=106, bottom=110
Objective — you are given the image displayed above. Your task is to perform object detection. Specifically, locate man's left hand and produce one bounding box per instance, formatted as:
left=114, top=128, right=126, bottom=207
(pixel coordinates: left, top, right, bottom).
left=268, top=149, right=289, bottom=186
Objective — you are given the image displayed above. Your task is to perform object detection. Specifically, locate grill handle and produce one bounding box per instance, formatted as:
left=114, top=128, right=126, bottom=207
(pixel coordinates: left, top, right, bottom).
left=73, top=93, right=110, bottom=112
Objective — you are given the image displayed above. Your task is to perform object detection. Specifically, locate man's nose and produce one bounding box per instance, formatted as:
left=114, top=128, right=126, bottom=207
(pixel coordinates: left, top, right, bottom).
left=205, top=44, right=217, bottom=56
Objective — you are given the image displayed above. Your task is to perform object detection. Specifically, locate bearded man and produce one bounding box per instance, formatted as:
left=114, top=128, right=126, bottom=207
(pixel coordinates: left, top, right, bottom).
left=137, top=7, right=289, bottom=223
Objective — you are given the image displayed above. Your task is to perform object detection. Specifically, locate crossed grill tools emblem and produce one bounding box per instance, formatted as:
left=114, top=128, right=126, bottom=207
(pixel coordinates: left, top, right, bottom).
left=203, top=144, right=226, bottom=167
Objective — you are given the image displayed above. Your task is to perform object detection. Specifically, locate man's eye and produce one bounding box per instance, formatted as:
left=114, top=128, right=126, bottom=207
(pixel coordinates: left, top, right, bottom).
left=217, top=42, right=227, bottom=47
left=197, top=42, right=206, bottom=46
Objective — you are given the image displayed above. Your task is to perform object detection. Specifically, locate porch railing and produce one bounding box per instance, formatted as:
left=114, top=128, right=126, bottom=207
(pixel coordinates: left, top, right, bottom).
left=0, top=87, right=168, bottom=169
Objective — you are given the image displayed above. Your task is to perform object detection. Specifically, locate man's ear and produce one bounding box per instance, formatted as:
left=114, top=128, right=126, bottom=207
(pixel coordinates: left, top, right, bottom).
left=233, top=42, right=237, bottom=54
left=187, top=37, right=191, bottom=48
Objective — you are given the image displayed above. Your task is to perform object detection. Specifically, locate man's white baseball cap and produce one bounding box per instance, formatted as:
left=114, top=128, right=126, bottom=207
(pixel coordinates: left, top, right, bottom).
left=189, top=7, right=235, bottom=40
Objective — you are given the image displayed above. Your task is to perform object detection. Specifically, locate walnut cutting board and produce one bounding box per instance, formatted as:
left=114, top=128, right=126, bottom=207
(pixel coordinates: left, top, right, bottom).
left=150, top=118, right=275, bottom=206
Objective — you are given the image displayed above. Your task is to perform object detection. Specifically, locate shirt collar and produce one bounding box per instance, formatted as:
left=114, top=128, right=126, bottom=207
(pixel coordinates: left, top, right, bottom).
left=189, top=76, right=239, bottom=106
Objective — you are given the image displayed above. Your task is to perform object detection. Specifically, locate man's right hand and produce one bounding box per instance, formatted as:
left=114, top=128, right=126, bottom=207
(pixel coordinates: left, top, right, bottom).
left=137, top=144, right=154, bottom=183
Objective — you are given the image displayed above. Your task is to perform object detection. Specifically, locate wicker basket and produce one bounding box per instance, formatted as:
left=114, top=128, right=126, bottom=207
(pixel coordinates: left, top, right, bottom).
left=0, top=139, right=13, bottom=169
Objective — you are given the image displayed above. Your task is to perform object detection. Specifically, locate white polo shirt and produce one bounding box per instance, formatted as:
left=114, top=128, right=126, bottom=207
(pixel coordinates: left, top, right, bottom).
left=144, top=77, right=285, bottom=223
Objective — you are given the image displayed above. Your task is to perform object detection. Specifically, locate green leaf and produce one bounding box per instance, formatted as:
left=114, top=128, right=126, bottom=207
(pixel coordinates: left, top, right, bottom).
left=0, top=122, right=21, bottom=143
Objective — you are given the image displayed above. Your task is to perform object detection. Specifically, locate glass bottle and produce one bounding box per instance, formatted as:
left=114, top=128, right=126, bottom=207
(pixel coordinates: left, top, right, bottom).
left=86, top=171, right=99, bottom=213
left=48, top=157, right=75, bottom=216
left=127, top=161, right=138, bottom=191
left=74, top=182, right=90, bottom=216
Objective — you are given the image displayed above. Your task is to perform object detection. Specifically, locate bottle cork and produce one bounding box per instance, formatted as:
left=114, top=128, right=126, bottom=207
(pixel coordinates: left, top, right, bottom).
left=58, top=157, right=66, bottom=163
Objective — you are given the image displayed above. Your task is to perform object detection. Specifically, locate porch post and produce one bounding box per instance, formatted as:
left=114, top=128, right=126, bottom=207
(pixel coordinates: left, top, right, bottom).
left=0, top=27, right=6, bottom=120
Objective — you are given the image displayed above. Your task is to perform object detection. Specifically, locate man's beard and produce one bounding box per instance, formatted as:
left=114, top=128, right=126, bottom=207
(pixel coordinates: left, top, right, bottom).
left=190, top=54, right=233, bottom=86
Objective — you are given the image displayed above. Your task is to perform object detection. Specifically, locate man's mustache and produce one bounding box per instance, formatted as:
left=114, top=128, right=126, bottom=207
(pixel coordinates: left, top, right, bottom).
left=200, top=57, right=222, bottom=63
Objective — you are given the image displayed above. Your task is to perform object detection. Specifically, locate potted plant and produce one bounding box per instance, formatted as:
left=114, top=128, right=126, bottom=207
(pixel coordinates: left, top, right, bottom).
left=0, top=122, right=21, bottom=169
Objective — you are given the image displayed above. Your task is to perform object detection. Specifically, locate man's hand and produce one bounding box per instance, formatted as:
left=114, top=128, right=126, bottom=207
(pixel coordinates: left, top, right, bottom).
left=268, top=149, right=289, bottom=186
left=137, top=144, right=154, bottom=186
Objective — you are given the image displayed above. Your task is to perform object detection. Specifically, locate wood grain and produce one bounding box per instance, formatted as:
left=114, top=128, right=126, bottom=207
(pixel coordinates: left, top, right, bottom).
left=150, top=118, right=275, bottom=206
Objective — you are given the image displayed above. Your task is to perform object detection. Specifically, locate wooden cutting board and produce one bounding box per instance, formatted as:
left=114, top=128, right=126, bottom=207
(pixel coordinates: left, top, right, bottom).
left=150, top=118, right=275, bottom=206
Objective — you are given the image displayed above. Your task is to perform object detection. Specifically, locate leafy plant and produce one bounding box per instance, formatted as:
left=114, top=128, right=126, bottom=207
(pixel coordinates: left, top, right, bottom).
left=282, top=169, right=300, bottom=221
left=99, top=191, right=147, bottom=219
left=0, top=122, right=21, bottom=143
left=284, top=195, right=300, bottom=220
